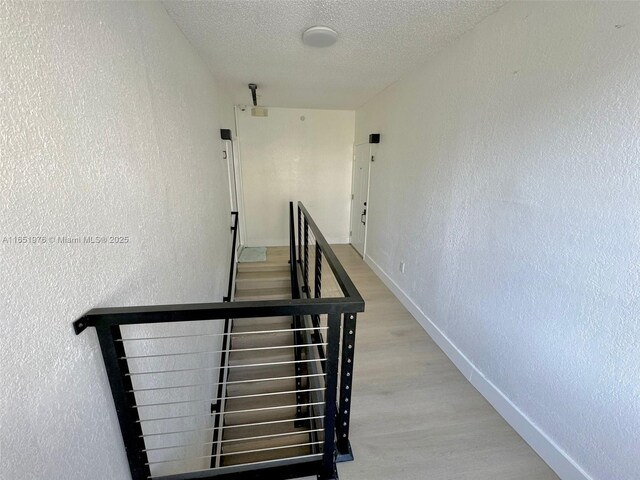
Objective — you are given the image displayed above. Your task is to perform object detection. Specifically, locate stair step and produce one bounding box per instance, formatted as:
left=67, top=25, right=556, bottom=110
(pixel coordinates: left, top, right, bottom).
left=226, top=391, right=298, bottom=413
left=222, top=444, right=311, bottom=466
left=223, top=420, right=310, bottom=441
left=236, top=279, right=290, bottom=291
left=228, top=347, right=294, bottom=366
left=226, top=375, right=296, bottom=397
left=237, top=263, right=289, bottom=274
left=234, top=287, right=291, bottom=301
left=231, top=331, right=291, bottom=350
left=224, top=392, right=298, bottom=425
left=226, top=362, right=292, bottom=383
left=236, top=270, right=290, bottom=290
left=223, top=431, right=311, bottom=454
left=230, top=318, right=293, bottom=349
left=232, top=316, right=292, bottom=329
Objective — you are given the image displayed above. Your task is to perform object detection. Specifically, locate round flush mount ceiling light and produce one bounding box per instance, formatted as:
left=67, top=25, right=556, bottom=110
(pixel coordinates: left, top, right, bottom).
left=302, top=26, right=338, bottom=48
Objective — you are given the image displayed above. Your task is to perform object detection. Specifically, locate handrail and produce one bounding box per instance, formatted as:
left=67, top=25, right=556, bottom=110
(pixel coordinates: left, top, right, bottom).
left=223, top=211, right=239, bottom=302
left=73, top=296, right=363, bottom=334
left=73, top=204, right=362, bottom=334
left=211, top=211, right=239, bottom=468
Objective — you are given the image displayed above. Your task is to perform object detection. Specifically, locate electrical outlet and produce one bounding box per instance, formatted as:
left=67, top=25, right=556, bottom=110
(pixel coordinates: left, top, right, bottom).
left=400, top=262, right=405, bottom=274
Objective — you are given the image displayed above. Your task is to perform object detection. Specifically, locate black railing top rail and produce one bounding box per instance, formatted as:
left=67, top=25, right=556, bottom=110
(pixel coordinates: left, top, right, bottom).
left=74, top=202, right=364, bottom=335
left=223, top=211, right=239, bottom=302
left=74, top=297, right=363, bottom=334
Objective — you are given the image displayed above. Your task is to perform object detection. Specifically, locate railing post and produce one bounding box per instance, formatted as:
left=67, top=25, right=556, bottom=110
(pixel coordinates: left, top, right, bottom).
left=291, top=202, right=305, bottom=423
left=298, top=205, right=302, bottom=267
left=303, top=216, right=309, bottom=294
left=314, top=243, right=322, bottom=298
left=320, top=313, right=341, bottom=480
left=95, top=325, right=150, bottom=480
left=289, top=202, right=299, bottom=297
left=336, top=312, right=357, bottom=461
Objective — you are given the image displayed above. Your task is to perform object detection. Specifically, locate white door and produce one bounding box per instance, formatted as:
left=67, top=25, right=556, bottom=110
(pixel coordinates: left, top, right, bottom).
left=350, top=144, right=371, bottom=256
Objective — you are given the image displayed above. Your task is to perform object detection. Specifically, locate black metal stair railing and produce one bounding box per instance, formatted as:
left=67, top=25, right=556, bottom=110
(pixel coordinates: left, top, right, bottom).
left=211, top=211, right=238, bottom=468
left=73, top=203, right=364, bottom=480
left=292, top=202, right=359, bottom=462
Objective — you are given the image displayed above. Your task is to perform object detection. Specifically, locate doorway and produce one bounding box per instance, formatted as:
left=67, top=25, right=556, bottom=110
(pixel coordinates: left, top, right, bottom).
left=350, top=143, right=371, bottom=257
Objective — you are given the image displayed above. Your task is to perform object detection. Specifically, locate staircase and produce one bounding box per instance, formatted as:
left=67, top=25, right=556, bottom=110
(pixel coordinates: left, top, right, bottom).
left=218, top=255, right=316, bottom=466
left=74, top=203, right=364, bottom=480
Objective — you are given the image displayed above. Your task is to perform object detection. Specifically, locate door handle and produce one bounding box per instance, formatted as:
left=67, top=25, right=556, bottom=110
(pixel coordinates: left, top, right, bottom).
left=361, top=209, right=367, bottom=225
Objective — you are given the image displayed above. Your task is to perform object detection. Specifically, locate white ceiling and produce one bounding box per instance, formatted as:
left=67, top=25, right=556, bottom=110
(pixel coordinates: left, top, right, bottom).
left=163, top=1, right=505, bottom=110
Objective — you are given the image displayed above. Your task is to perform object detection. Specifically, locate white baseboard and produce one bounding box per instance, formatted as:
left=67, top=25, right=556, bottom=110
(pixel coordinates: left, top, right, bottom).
left=364, top=253, right=593, bottom=480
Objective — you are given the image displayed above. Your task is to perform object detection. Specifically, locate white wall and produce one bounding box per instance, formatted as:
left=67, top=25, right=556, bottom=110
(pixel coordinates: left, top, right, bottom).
left=237, top=107, right=355, bottom=246
left=1, top=2, right=235, bottom=479
left=355, top=2, right=640, bottom=480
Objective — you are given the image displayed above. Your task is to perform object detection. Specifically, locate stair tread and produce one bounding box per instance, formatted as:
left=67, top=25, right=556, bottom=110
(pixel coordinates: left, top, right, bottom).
left=232, top=317, right=292, bottom=331
left=228, top=348, right=294, bottom=365
left=230, top=320, right=293, bottom=350
left=237, top=263, right=289, bottom=273
left=225, top=392, right=297, bottom=412
left=226, top=363, right=293, bottom=383
left=222, top=445, right=312, bottom=466
left=223, top=419, right=311, bottom=440
left=235, top=287, right=291, bottom=301
left=226, top=376, right=296, bottom=397
left=231, top=331, right=291, bottom=349
left=223, top=432, right=311, bottom=453
left=236, top=280, right=290, bottom=292
left=223, top=403, right=297, bottom=425
left=236, top=270, right=290, bottom=281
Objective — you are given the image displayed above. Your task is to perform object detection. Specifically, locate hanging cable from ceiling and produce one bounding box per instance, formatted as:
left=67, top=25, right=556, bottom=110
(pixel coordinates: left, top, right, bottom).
left=248, top=83, right=258, bottom=106
left=248, top=83, right=268, bottom=117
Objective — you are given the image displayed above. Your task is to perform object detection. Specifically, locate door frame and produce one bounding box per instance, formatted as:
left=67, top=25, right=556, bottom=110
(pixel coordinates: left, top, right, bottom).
left=231, top=105, right=248, bottom=253
left=349, top=142, right=373, bottom=257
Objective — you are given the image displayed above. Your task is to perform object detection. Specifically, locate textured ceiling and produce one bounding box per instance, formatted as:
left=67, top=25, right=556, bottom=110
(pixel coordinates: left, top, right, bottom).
left=163, top=1, right=505, bottom=109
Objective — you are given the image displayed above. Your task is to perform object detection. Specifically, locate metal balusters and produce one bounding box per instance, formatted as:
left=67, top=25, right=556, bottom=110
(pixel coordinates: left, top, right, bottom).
left=293, top=315, right=304, bottom=422
left=298, top=205, right=303, bottom=269
left=303, top=217, right=309, bottom=294
left=315, top=243, right=322, bottom=298
left=213, top=211, right=237, bottom=467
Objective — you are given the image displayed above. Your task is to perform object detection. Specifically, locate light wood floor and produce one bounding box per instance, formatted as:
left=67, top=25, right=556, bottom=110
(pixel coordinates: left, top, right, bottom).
left=264, top=244, right=559, bottom=480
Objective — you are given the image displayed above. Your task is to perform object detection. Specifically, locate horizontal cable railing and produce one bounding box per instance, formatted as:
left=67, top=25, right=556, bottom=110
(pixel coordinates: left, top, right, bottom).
left=74, top=203, right=363, bottom=480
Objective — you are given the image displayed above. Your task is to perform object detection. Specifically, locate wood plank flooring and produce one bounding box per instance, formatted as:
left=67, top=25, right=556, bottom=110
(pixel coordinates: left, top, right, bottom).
left=260, top=245, right=559, bottom=480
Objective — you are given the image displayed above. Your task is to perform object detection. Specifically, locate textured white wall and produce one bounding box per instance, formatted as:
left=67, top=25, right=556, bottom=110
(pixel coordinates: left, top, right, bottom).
left=355, top=2, right=640, bottom=480
left=1, top=2, right=234, bottom=479
left=237, top=107, right=355, bottom=246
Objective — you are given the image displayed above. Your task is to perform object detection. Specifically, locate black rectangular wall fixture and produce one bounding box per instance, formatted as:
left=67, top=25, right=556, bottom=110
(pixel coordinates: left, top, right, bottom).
left=220, top=128, right=232, bottom=140
left=369, top=133, right=380, bottom=144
